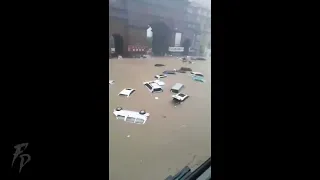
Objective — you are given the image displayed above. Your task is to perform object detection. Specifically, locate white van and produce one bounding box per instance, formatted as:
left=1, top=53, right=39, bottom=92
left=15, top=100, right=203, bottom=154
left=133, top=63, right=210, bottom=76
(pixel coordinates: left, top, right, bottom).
left=143, top=81, right=164, bottom=93
left=113, top=107, right=150, bottom=124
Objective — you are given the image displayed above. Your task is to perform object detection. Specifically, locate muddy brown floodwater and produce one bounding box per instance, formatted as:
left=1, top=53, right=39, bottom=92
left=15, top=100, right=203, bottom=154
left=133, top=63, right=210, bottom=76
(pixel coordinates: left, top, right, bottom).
left=109, top=57, right=211, bottom=180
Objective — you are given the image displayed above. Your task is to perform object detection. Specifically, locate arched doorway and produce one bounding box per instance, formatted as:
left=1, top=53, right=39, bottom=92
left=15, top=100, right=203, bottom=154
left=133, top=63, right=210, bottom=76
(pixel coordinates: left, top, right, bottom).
left=112, top=33, right=124, bottom=57
left=182, top=38, right=191, bottom=56
left=150, top=22, right=170, bottom=56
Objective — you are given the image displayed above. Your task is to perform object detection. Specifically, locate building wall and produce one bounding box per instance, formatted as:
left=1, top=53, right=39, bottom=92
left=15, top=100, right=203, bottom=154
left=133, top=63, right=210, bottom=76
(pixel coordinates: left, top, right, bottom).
left=110, top=0, right=192, bottom=56
left=127, top=26, right=148, bottom=47
left=109, top=17, right=129, bottom=56
left=185, top=2, right=211, bottom=56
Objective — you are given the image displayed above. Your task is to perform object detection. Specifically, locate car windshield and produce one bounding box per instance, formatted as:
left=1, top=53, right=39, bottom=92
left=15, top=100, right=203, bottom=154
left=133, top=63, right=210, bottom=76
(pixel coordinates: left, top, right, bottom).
left=109, top=0, right=211, bottom=179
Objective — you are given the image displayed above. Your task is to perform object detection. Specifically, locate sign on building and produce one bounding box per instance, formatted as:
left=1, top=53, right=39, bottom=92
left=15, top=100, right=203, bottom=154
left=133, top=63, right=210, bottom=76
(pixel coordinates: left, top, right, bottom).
left=168, top=47, right=184, bottom=52
left=168, top=47, right=195, bottom=52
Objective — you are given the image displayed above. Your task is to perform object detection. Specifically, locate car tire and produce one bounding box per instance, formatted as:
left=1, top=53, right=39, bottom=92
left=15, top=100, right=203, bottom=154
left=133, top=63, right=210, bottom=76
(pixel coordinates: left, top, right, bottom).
left=139, top=110, right=146, bottom=115
left=116, top=107, right=122, bottom=111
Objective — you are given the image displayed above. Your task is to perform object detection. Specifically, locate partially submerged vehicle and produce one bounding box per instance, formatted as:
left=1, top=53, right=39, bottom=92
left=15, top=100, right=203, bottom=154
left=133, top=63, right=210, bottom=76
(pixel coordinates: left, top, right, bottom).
left=172, top=93, right=189, bottom=102
left=153, top=79, right=165, bottom=86
left=190, top=72, right=204, bottom=77
left=154, top=74, right=167, bottom=79
left=190, top=56, right=206, bottom=60
left=109, top=80, right=115, bottom=84
left=192, top=76, right=206, bottom=83
left=143, top=81, right=164, bottom=93
left=171, top=83, right=184, bottom=93
left=176, top=69, right=186, bottom=73
left=163, top=70, right=176, bottom=75
left=196, top=57, right=206, bottom=60
left=154, top=64, right=165, bottom=67
left=113, top=107, right=149, bottom=124
left=118, top=88, right=136, bottom=97
left=180, top=67, right=192, bottom=71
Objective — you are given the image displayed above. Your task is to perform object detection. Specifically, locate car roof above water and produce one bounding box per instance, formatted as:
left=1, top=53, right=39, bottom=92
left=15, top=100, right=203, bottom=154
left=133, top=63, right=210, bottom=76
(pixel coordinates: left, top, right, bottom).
left=172, top=83, right=184, bottom=89
left=148, top=82, right=161, bottom=88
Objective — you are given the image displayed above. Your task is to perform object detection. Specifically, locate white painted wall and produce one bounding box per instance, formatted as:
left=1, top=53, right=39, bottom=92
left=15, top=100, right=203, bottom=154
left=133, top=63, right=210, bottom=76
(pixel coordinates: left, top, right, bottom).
left=147, top=27, right=153, bottom=38
left=174, top=32, right=182, bottom=46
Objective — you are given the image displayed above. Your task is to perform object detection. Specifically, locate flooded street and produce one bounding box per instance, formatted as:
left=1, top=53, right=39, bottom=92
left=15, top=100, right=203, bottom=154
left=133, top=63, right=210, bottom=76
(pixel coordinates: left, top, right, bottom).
left=109, top=57, right=211, bottom=180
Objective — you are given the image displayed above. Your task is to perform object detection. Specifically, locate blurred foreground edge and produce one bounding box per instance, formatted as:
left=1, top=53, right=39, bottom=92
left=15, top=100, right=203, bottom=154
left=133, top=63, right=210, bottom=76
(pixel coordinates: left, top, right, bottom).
left=165, top=157, right=211, bottom=180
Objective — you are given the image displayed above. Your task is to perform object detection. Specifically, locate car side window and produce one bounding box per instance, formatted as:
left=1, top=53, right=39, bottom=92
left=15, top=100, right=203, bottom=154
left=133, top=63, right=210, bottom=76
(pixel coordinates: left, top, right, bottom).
left=126, top=116, right=135, bottom=123
left=154, top=88, right=162, bottom=92
left=146, top=84, right=152, bottom=90
left=129, top=90, right=135, bottom=95
left=117, top=115, right=125, bottom=120
left=135, top=118, right=145, bottom=124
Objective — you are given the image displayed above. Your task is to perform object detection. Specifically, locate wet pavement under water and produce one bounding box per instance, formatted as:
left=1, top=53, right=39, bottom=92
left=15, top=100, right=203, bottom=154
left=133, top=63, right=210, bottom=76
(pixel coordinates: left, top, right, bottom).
left=109, top=57, right=211, bottom=180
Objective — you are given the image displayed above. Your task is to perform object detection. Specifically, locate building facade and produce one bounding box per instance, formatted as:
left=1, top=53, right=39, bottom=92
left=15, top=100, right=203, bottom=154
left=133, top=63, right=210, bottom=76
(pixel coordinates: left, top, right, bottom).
left=185, top=1, right=211, bottom=56
left=109, top=0, right=199, bottom=57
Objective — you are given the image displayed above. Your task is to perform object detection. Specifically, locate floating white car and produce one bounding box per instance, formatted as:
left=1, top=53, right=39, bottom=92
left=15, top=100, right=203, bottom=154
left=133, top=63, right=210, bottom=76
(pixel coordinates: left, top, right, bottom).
left=113, top=107, right=150, bottom=124
left=153, top=79, right=165, bottom=86
left=172, top=93, right=189, bottom=102
left=118, top=88, right=136, bottom=97
left=154, top=74, right=167, bottom=79
left=190, top=72, right=204, bottom=77
left=143, top=81, right=164, bottom=93
left=109, top=80, right=115, bottom=84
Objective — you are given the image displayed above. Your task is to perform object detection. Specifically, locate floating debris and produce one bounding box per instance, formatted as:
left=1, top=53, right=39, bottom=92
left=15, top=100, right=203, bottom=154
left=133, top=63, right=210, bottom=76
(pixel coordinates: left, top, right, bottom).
left=155, top=97, right=159, bottom=100
left=155, top=64, right=165, bottom=67
left=127, top=135, right=131, bottom=138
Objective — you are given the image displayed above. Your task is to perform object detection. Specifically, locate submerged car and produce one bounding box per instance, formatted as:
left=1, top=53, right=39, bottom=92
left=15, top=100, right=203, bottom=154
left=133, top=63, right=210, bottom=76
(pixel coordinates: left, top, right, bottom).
left=190, top=72, right=204, bottom=77
left=154, top=74, right=167, bottom=79
left=163, top=70, right=176, bottom=75
left=180, top=67, right=192, bottom=71
left=172, top=93, right=189, bottom=102
left=109, top=80, right=115, bottom=84
left=192, top=76, right=205, bottom=82
left=113, top=107, right=150, bottom=124
left=176, top=69, right=186, bottom=73
left=118, top=88, right=136, bottom=97
left=171, top=83, right=184, bottom=93
left=143, top=81, right=164, bottom=93
left=153, top=79, right=165, bottom=86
